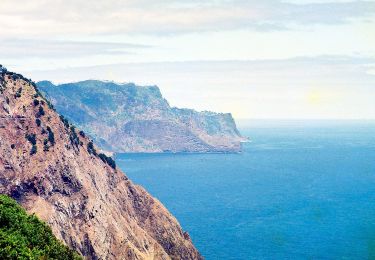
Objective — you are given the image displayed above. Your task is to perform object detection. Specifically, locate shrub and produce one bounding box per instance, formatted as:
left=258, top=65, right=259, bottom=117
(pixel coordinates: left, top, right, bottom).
left=25, top=133, right=37, bottom=145
left=87, top=142, right=97, bottom=156
left=47, top=126, right=55, bottom=145
left=45, top=99, right=55, bottom=110
left=14, top=87, right=22, bottom=98
left=36, top=106, right=45, bottom=117
left=43, top=138, right=49, bottom=151
left=35, top=118, right=41, bottom=127
left=98, top=153, right=106, bottom=162
left=106, top=156, right=116, bottom=169
left=30, top=145, right=37, bottom=155
left=33, top=99, right=39, bottom=106
left=98, top=153, right=116, bottom=169
left=69, top=126, right=80, bottom=147
left=60, top=115, right=70, bottom=129
left=0, top=195, right=82, bottom=259
left=78, top=130, right=85, bottom=138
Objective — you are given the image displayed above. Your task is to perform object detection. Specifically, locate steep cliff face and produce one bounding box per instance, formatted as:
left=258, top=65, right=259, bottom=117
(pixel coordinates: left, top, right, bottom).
left=0, top=67, right=202, bottom=259
left=37, top=80, right=245, bottom=153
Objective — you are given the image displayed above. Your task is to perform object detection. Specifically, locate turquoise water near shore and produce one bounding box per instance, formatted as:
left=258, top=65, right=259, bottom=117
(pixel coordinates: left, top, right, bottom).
left=117, top=121, right=375, bottom=259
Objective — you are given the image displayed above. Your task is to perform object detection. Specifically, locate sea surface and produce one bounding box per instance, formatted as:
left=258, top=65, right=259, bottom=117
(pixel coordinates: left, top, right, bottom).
left=117, top=120, right=375, bottom=259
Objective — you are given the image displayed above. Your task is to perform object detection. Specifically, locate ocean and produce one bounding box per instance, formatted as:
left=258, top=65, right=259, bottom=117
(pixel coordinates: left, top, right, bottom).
left=117, top=120, right=375, bottom=259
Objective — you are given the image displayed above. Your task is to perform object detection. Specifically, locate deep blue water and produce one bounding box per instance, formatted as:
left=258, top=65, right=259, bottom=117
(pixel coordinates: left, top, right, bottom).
left=117, top=121, right=375, bottom=259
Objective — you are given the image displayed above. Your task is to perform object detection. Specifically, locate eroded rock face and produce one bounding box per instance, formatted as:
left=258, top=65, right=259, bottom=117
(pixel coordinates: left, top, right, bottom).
left=0, top=68, right=202, bottom=260
left=37, top=80, right=246, bottom=153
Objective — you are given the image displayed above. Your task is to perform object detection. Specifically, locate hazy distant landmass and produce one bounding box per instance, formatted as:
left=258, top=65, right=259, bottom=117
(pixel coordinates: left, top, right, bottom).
left=37, top=80, right=246, bottom=153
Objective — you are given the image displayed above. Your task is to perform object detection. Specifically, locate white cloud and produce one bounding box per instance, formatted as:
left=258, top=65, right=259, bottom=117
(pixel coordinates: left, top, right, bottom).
left=1, top=0, right=373, bottom=68
left=1, top=0, right=374, bottom=68
left=1, top=1, right=374, bottom=119
left=0, top=0, right=374, bottom=37
left=0, top=39, right=150, bottom=59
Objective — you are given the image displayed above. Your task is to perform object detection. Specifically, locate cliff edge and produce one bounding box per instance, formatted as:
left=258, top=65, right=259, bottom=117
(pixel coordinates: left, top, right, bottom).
left=0, top=66, right=202, bottom=259
left=38, top=80, right=246, bottom=153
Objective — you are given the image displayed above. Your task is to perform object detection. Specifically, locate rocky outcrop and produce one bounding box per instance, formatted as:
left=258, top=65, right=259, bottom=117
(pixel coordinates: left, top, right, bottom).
left=0, top=66, right=202, bottom=259
left=37, top=80, right=246, bottom=153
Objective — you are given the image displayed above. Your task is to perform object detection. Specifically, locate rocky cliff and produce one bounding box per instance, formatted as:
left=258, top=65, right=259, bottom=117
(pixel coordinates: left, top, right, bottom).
left=0, top=66, right=202, bottom=259
left=37, top=80, right=245, bottom=153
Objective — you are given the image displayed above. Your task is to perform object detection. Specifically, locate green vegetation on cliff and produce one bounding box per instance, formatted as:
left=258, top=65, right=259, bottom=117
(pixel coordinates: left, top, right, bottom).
left=0, top=195, right=81, bottom=259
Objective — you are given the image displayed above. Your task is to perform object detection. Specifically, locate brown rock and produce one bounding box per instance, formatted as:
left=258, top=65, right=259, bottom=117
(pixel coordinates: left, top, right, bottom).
left=0, top=70, right=202, bottom=260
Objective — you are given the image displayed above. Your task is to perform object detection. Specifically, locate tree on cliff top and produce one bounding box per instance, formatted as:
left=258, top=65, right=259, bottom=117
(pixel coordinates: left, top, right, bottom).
left=0, top=195, right=82, bottom=259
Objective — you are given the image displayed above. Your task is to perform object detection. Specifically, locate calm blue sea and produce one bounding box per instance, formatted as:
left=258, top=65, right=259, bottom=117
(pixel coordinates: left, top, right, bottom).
left=117, top=120, right=375, bottom=259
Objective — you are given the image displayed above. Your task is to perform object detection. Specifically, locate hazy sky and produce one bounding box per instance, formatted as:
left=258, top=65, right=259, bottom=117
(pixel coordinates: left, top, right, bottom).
left=1, top=0, right=375, bottom=119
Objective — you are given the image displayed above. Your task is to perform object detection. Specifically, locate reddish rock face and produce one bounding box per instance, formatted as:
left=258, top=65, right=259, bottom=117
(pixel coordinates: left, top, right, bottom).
left=0, top=69, right=202, bottom=260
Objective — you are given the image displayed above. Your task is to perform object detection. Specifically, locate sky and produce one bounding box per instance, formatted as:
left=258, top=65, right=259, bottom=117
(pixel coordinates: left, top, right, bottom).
left=1, top=0, right=375, bottom=119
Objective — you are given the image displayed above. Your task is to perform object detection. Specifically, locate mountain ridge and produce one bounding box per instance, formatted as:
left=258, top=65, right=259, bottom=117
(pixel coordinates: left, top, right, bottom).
left=0, top=65, right=202, bottom=259
left=37, top=80, right=245, bottom=153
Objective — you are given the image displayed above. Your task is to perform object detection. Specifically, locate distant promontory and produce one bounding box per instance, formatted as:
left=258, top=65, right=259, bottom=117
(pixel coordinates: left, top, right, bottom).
left=38, top=80, right=246, bottom=153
